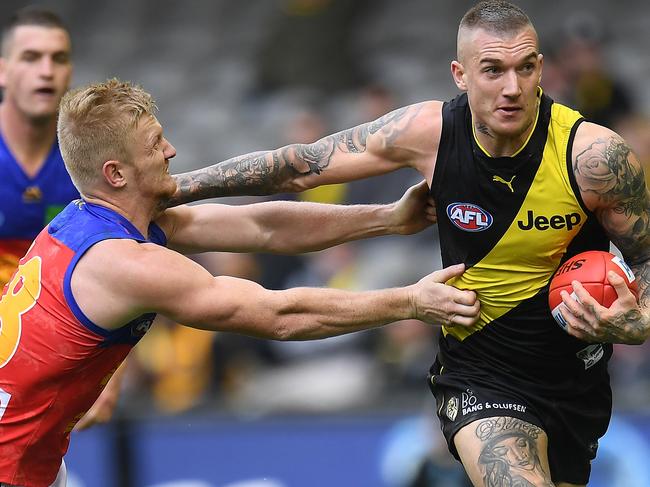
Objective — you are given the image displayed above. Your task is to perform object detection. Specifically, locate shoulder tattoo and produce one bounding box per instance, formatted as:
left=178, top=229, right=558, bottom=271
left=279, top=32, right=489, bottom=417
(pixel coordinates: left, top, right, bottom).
left=574, top=136, right=646, bottom=215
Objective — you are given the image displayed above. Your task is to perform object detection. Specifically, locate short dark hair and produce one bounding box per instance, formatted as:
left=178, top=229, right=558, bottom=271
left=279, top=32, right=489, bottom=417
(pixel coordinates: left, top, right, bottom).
left=459, top=1, right=533, bottom=35
left=2, top=6, right=69, bottom=54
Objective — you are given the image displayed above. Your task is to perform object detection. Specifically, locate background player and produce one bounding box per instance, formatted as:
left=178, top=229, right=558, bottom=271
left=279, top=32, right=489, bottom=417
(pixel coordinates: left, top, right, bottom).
left=165, top=2, right=650, bottom=485
left=0, top=7, right=77, bottom=284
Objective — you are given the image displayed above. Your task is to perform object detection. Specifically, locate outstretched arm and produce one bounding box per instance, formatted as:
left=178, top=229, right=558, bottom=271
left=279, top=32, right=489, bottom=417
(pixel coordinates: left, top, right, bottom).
left=562, top=123, right=650, bottom=344
left=165, top=102, right=442, bottom=207
left=158, top=180, right=436, bottom=254
left=72, top=240, right=480, bottom=336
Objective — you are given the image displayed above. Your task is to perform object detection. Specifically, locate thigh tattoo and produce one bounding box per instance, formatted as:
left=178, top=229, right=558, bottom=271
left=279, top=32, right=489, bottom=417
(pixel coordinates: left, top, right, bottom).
left=474, top=417, right=554, bottom=487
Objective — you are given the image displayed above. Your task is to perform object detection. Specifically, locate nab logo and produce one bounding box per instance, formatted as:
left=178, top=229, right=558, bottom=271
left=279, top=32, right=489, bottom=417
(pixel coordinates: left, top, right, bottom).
left=446, top=203, right=493, bottom=232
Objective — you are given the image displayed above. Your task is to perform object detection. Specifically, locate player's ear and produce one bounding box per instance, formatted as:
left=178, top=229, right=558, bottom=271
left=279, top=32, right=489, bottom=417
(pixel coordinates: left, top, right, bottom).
left=538, top=53, right=544, bottom=85
left=451, top=60, right=467, bottom=91
left=102, top=160, right=127, bottom=188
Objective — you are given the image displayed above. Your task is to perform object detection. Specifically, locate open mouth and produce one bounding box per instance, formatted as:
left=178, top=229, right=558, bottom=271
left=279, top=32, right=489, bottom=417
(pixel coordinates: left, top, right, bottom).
left=34, top=87, right=56, bottom=96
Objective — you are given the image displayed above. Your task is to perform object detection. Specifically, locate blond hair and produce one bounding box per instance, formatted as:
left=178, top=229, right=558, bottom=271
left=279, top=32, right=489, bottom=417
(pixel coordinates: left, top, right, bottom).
left=57, top=78, right=157, bottom=191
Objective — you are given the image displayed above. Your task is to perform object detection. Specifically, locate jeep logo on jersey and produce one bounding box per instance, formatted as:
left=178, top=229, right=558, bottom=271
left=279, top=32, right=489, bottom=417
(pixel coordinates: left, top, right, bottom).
left=517, top=210, right=581, bottom=231
left=446, top=203, right=493, bottom=232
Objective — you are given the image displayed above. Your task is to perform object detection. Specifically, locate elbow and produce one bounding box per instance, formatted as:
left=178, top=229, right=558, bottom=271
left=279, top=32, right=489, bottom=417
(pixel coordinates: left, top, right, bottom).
left=275, top=143, right=323, bottom=193
left=271, top=321, right=296, bottom=341
left=275, top=177, right=313, bottom=194
left=264, top=291, right=315, bottom=340
left=283, top=179, right=315, bottom=193
left=269, top=312, right=315, bottom=341
left=257, top=232, right=300, bottom=255
left=256, top=227, right=315, bottom=255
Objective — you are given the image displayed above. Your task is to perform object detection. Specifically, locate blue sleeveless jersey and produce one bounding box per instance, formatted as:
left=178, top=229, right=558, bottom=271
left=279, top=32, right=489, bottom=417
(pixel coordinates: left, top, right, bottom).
left=49, top=199, right=168, bottom=345
left=0, top=133, right=79, bottom=240
left=0, top=199, right=167, bottom=486
left=0, top=133, right=79, bottom=284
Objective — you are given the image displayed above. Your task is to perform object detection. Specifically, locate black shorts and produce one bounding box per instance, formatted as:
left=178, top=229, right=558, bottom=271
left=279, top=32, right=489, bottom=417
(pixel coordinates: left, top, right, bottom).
left=428, top=360, right=612, bottom=485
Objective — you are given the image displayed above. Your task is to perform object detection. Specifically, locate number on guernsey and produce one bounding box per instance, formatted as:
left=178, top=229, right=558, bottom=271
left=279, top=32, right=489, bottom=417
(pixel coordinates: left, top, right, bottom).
left=0, top=257, right=42, bottom=367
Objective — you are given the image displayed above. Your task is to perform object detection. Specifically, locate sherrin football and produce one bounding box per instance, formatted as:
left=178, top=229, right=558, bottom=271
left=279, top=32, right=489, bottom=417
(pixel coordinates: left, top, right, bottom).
left=549, top=250, right=639, bottom=330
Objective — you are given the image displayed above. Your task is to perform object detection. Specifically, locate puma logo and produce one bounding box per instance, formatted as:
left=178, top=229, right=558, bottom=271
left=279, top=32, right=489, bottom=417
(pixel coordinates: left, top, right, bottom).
left=492, top=175, right=516, bottom=193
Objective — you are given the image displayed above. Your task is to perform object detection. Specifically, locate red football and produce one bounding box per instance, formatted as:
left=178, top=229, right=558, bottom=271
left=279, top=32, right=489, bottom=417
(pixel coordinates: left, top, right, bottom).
left=549, top=250, right=638, bottom=330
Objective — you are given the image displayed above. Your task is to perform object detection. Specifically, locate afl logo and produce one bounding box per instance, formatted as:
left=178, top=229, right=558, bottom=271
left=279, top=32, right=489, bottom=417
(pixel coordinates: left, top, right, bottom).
left=446, top=202, right=493, bottom=232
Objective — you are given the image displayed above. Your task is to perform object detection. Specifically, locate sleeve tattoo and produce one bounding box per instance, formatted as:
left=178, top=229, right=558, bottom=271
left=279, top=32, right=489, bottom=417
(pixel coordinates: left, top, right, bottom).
left=165, top=106, right=418, bottom=207
left=574, top=135, right=650, bottom=317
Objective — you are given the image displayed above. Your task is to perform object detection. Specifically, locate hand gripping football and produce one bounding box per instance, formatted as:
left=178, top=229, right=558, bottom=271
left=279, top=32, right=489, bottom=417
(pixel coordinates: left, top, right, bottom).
left=549, top=250, right=639, bottom=330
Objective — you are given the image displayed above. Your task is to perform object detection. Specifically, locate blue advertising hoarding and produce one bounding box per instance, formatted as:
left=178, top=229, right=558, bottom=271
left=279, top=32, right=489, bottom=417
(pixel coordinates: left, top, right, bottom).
left=65, top=412, right=650, bottom=487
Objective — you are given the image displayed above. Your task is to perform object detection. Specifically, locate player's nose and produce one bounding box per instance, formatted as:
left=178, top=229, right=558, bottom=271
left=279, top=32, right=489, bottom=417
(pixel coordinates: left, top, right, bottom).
left=163, top=138, right=176, bottom=160
left=502, top=70, right=521, bottom=98
left=39, top=57, right=55, bottom=78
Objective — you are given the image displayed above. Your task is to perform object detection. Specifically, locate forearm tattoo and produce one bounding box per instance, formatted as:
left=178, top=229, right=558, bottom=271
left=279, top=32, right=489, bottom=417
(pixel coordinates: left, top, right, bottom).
left=164, top=106, right=418, bottom=207
left=633, top=264, right=650, bottom=311
left=595, top=262, right=650, bottom=344
left=475, top=418, right=554, bottom=487
left=574, top=136, right=650, bottom=339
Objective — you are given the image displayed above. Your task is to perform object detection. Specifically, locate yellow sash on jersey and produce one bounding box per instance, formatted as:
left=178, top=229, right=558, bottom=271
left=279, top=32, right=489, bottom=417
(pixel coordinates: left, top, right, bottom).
left=445, top=102, right=585, bottom=340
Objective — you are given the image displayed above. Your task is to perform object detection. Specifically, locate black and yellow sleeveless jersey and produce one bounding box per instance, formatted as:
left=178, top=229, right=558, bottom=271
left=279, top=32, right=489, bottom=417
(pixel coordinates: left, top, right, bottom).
left=431, top=91, right=611, bottom=393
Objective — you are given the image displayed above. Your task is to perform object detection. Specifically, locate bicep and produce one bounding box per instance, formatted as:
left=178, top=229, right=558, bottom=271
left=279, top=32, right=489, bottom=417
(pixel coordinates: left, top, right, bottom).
left=157, top=204, right=264, bottom=254
left=124, top=247, right=280, bottom=335
left=286, top=102, right=441, bottom=190
left=572, top=124, right=650, bottom=263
